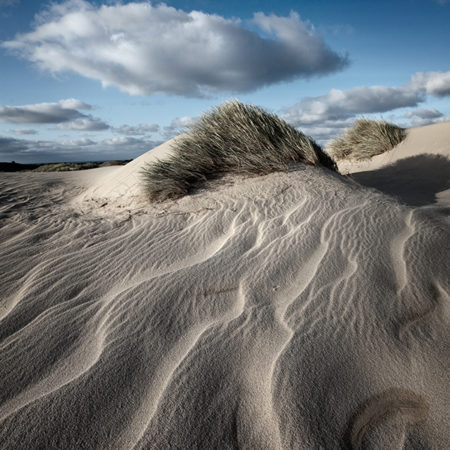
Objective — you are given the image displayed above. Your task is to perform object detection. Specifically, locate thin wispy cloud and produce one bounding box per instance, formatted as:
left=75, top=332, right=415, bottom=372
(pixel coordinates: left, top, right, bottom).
left=5, top=128, right=38, bottom=135
left=3, top=1, right=348, bottom=97
left=0, top=98, right=109, bottom=131
left=405, top=108, right=443, bottom=119
left=113, top=123, right=160, bottom=136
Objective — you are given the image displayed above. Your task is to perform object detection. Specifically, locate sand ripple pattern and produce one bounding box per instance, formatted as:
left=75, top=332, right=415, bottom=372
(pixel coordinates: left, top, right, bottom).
left=0, top=168, right=449, bottom=449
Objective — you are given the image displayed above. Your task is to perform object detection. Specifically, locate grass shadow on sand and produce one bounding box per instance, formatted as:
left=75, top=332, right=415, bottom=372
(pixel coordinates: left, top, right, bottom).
left=350, top=154, right=450, bottom=208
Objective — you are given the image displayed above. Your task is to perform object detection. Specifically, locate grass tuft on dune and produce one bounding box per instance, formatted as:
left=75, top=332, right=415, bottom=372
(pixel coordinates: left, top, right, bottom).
left=141, top=101, right=337, bottom=202
left=327, top=119, right=406, bottom=162
left=33, top=162, right=100, bottom=172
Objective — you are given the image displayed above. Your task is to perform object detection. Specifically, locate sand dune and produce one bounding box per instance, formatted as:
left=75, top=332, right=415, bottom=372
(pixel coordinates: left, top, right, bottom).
left=79, top=137, right=178, bottom=210
left=0, top=123, right=449, bottom=448
left=338, top=121, right=450, bottom=211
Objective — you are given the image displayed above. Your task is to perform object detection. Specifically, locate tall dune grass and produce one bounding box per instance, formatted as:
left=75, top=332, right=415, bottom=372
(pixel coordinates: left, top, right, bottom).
left=142, top=101, right=337, bottom=202
left=327, top=119, right=406, bottom=161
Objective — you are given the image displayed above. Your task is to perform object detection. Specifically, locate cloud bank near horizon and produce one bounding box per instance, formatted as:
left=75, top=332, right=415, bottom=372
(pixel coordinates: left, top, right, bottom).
left=3, top=1, right=348, bottom=97
left=1, top=70, right=449, bottom=161
left=0, top=133, right=161, bottom=163
left=284, top=71, right=450, bottom=126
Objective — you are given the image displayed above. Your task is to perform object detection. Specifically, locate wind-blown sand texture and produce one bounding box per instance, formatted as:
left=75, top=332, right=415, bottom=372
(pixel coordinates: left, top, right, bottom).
left=0, top=122, right=449, bottom=449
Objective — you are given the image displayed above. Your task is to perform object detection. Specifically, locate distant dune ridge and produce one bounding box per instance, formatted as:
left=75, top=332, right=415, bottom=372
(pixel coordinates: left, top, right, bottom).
left=0, top=114, right=449, bottom=448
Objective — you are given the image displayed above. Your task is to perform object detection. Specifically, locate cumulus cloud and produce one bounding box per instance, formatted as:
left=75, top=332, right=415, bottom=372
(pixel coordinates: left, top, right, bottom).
left=113, top=123, right=160, bottom=136
left=0, top=99, right=109, bottom=131
left=0, top=133, right=160, bottom=163
left=284, top=70, right=450, bottom=127
left=3, top=1, right=348, bottom=96
left=285, top=86, right=421, bottom=126
left=410, top=71, right=450, bottom=97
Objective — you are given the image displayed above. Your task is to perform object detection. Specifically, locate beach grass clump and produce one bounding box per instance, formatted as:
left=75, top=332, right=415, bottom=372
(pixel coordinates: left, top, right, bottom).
left=327, top=119, right=406, bottom=161
left=142, top=101, right=337, bottom=202
left=33, top=162, right=99, bottom=172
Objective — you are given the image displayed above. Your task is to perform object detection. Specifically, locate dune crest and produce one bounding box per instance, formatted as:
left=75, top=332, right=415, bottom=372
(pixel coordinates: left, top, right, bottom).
left=77, top=136, right=178, bottom=210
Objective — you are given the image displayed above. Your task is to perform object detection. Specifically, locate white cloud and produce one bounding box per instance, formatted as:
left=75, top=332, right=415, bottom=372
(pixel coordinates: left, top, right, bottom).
left=113, top=123, right=160, bottom=136
left=0, top=99, right=87, bottom=124
left=58, top=98, right=92, bottom=110
left=0, top=99, right=109, bottom=131
left=58, top=117, right=109, bottom=131
left=162, top=116, right=198, bottom=139
left=60, top=137, right=96, bottom=146
left=285, top=85, right=421, bottom=125
left=403, top=108, right=447, bottom=127
left=410, top=71, right=450, bottom=97
left=295, top=118, right=356, bottom=145
left=284, top=71, right=450, bottom=127
left=3, top=1, right=348, bottom=97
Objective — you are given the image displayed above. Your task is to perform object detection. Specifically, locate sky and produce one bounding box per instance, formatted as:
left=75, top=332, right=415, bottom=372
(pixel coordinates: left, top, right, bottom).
left=0, top=0, right=449, bottom=163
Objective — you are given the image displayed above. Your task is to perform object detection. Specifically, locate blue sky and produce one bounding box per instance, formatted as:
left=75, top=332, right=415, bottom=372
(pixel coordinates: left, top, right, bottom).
left=0, top=0, right=449, bottom=163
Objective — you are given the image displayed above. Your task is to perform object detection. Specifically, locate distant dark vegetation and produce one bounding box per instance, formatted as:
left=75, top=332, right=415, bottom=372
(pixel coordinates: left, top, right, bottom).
left=0, top=160, right=131, bottom=172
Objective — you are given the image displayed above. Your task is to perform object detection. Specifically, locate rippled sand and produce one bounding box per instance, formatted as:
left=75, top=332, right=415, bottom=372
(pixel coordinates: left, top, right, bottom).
left=0, top=123, right=449, bottom=449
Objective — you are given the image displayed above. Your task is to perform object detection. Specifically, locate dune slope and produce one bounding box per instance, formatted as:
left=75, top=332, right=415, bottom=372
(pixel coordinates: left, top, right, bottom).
left=0, top=152, right=449, bottom=449
left=338, top=121, right=450, bottom=211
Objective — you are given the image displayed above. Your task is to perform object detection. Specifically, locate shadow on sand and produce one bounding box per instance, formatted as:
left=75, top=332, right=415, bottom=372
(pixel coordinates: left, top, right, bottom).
left=350, top=154, right=450, bottom=208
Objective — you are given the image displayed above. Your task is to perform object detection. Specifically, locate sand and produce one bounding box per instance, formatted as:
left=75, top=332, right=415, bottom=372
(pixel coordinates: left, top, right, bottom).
left=0, top=122, right=449, bottom=449
left=338, top=121, right=450, bottom=212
